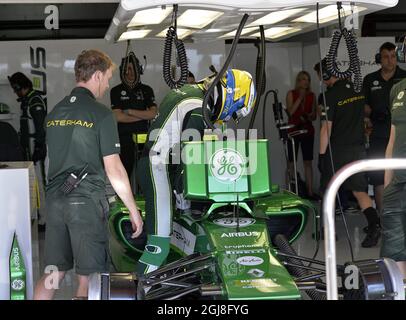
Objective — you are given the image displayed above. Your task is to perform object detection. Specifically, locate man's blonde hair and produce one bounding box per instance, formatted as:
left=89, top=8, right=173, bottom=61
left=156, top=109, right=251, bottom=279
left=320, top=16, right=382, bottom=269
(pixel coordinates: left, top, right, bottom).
left=74, top=49, right=116, bottom=82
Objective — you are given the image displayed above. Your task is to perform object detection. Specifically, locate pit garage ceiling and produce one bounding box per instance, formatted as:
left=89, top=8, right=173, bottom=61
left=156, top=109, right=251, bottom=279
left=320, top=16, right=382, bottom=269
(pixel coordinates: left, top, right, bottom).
left=0, top=0, right=405, bottom=41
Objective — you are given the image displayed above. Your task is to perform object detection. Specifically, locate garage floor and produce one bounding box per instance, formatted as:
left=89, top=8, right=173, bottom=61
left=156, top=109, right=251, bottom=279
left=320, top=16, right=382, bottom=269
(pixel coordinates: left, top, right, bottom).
left=32, top=203, right=381, bottom=300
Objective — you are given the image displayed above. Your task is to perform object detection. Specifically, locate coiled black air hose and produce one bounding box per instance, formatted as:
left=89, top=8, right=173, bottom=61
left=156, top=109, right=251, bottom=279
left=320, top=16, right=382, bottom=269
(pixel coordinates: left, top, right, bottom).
left=273, top=234, right=326, bottom=300
left=326, top=28, right=362, bottom=93
left=163, top=26, right=189, bottom=89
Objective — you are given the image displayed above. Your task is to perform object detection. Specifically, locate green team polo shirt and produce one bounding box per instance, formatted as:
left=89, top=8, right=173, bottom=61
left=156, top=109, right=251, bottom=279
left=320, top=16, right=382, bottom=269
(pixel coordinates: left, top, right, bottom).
left=45, top=86, right=121, bottom=195
left=389, top=79, right=406, bottom=183
left=325, top=80, right=366, bottom=147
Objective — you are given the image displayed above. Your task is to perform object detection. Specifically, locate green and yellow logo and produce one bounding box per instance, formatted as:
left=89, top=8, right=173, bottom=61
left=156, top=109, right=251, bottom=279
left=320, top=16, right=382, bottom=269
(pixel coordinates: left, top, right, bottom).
left=47, top=119, right=94, bottom=128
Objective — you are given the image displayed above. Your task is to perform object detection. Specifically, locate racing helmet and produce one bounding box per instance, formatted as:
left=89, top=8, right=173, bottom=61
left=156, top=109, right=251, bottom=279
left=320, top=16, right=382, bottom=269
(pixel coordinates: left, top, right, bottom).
left=211, top=69, right=256, bottom=123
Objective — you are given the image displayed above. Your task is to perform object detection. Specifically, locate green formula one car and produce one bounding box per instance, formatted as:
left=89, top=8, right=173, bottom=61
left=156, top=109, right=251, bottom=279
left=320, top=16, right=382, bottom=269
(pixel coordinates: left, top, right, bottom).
left=88, top=139, right=405, bottom=300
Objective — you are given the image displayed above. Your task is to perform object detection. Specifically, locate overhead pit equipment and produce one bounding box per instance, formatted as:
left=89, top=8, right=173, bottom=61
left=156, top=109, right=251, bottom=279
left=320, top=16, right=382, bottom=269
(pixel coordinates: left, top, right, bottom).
left=104, top=0, right=398, bottom=43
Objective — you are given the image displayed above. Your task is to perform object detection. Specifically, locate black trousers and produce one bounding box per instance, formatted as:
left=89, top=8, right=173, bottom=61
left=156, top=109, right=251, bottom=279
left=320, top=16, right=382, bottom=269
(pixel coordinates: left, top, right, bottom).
left=119, top=134, right=145, bottom=180
left=119, top=135, right=135, bottom=179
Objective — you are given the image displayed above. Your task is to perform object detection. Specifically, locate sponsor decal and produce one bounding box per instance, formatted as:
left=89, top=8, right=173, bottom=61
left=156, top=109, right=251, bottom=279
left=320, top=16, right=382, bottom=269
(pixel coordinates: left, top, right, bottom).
left=11, top=279, right=25, bottom=291
left=171, top=222, right=196, bottom=255
left=221, top=231, right=260, bottom=238
left=217, top=211, right=235, bottom=217
left=9, top=233, right=26, bottom=300
left=247, top=268, right=265, bottom=278
left=236, top=256, right=264, bottom=266
left=236, top=279, right=280, bottom=289
left=30, top=47, right=47, bottom=98
left=213, top=217, right=255, bottom=228
left=145, top=244, right=162, bottom=254
left=398, top=91, right=405, bottom=100
left=209, top=148, right=245, bottom=183
left=46, top=119, right=93, bottom=128
left=70, top=96, right=76, bottom=103
left=224, top=244, right=258, bottom=249
left=226, top=249, right=266, bottom=255
left=337, top=95, right=365, bottom=106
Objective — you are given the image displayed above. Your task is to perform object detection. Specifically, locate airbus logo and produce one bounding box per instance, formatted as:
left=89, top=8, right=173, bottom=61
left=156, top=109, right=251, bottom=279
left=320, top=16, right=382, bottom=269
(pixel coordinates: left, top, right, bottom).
left=221, top=231, right=260, bottom=238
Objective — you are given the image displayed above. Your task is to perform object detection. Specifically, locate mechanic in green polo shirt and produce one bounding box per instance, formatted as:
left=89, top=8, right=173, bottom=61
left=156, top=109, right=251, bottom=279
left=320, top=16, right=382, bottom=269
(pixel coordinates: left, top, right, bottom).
left=33, top=49, right=143, bottom=300
left=316, top=59, right=381, bottom=248
left=363, top=42, right=406, bottom=218
left=110, top=56, right=157, bottom=180
left=135, top=69, right=256, bottom=274
left=381, top=78, right=406, bottom=280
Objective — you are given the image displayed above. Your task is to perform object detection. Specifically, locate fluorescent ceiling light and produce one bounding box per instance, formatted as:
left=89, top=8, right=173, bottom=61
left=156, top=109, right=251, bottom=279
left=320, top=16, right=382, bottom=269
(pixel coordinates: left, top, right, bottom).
left=252, top=27, right=301, bottom=39
left=156, top=28, right=194, bottom=39
left=220, top=27, right=259, bottom=38
left=127, top=7, right=172, bottom=27
left=205, top=29, right=225, bottom=33
left=293, top=5, right=366, bottom=23
left=249, top=8, right=306, bottom=26
left=177, top=9, right=223, bottom=29
left=118, top=29, right=151, bottom=41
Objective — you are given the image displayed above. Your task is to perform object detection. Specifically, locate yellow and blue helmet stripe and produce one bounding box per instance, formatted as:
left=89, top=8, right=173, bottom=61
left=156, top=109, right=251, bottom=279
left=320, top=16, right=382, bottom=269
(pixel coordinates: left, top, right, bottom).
left=216, top=69, right=256, bottom=122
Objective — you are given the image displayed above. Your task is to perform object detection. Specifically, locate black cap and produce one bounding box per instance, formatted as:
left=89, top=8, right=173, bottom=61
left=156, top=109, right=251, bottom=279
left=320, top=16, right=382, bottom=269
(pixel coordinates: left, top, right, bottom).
left=8, top=72, right=33, bottom=91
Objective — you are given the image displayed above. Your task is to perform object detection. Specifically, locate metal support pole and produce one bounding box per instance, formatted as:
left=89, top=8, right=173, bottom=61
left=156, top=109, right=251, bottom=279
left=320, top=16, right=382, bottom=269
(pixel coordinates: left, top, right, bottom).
left=323, top=159, right=406, bottom=300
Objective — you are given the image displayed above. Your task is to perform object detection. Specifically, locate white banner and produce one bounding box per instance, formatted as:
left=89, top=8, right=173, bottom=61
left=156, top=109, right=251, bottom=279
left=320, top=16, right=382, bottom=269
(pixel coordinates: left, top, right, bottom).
left=0, top=39, right=226, bottom=131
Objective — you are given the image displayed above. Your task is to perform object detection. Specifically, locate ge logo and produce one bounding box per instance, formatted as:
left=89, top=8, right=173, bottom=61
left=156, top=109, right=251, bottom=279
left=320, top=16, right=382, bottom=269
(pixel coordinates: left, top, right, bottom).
left=11, top=279, right=25, bottom=291
left=210, top=148, right=245, bottom=183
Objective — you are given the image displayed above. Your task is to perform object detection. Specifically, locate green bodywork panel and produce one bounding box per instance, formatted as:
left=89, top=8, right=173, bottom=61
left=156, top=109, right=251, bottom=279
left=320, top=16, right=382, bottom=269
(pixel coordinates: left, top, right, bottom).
left=168, top=208, right=301, bottom=300
left=107, top=139, right=317, bottom=299
left=108, top=196, right=146, bottom=272
left=183, top=140, right=271, bottom=202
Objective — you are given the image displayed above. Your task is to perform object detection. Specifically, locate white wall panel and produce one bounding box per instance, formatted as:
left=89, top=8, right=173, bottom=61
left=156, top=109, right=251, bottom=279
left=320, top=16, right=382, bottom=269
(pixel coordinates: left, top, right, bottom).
left=0, top=38, right=226, bottom=131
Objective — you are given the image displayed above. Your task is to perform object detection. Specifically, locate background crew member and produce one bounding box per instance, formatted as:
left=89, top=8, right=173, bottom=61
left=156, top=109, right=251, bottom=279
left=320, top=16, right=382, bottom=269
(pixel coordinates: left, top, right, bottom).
left=136, top=69, right=256, bottom=274
left=110, top=57, right=157, bottom=180
left=8, top=72, right=47, bottom=225
left=363, top=42, right=406, bottom=220
left=380, top=78, right=406, bottom=280
left=187, top=71, right=196, bottom=84
left=0, top=120, right=23, bottom=161
left=34, top=50, right=143, bottom=300
left=316, top=59, right=381, bottom=248
left=286, top=70, right=318, bottom=200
